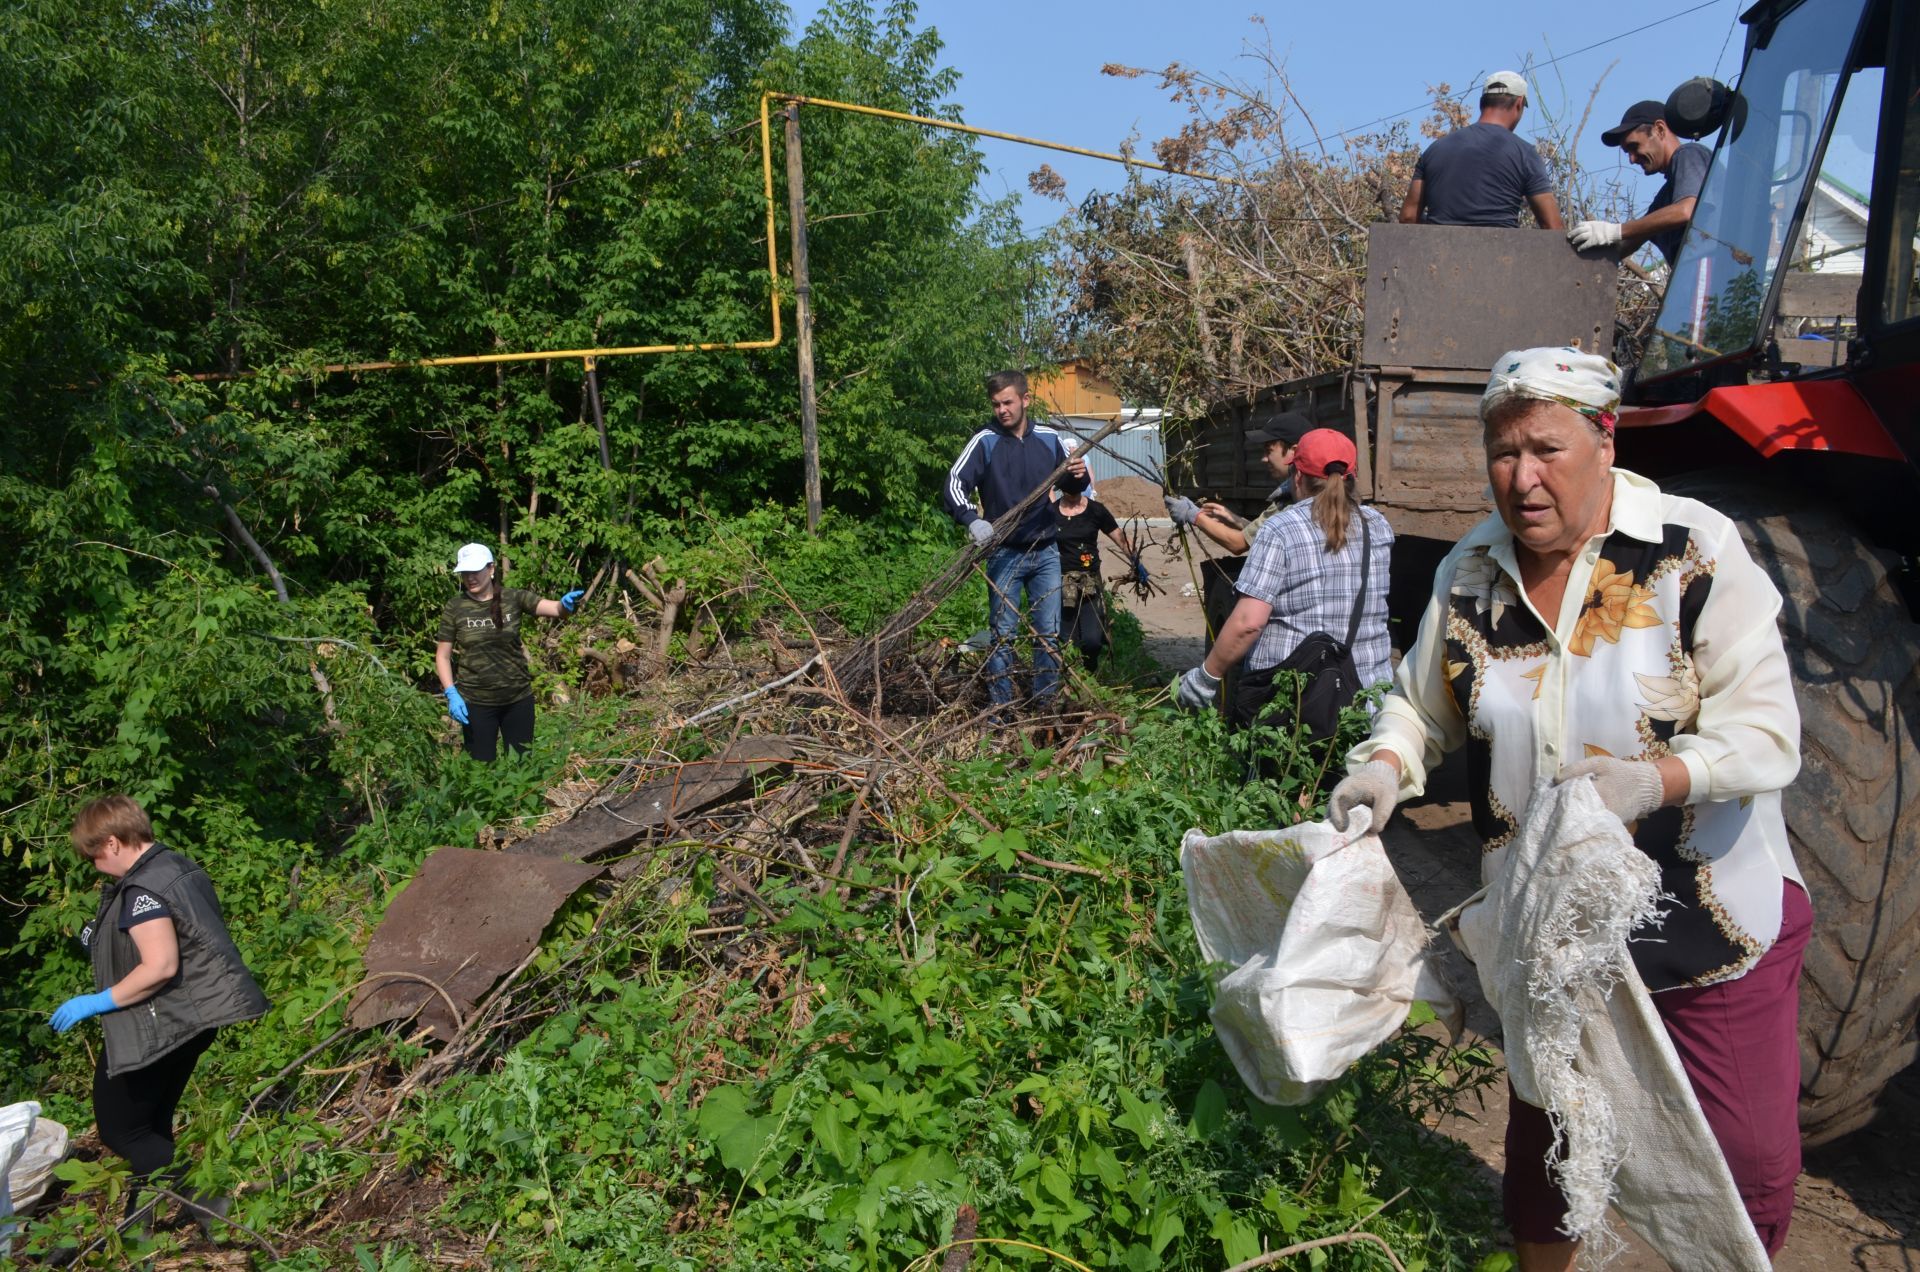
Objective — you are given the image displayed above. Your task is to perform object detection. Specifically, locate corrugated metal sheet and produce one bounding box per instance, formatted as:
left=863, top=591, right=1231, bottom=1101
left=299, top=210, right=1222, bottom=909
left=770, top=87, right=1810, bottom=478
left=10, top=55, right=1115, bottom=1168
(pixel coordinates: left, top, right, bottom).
left=1057, top=417, right=1165, bottom=485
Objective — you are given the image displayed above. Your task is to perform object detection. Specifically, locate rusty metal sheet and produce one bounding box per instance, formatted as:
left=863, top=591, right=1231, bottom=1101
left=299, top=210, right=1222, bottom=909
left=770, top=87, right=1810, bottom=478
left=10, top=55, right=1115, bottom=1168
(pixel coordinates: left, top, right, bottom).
left=1371, top=369, right=1498, bottom=516
left=347, top=847, right=603, bottom=1039
left=508, top=736, right=798, bottom=863
left=1362, top=223, right=1617, bottom=370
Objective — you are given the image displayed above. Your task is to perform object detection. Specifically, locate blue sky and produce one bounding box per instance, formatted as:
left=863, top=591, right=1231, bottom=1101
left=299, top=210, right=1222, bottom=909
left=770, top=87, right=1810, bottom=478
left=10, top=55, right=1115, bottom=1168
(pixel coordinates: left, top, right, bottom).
left=787, top=0, right=1756, bottom=230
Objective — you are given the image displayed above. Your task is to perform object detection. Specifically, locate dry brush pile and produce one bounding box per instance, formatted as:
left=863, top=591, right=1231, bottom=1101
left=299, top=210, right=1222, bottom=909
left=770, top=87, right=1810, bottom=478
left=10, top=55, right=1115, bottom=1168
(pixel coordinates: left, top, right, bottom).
left=1047, top=40, right=1663, bottom=417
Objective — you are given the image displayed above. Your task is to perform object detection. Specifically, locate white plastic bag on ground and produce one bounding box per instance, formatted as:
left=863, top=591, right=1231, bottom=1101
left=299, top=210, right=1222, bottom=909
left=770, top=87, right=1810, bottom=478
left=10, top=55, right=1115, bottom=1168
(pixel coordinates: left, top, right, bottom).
left=1181, top=810, right=1460, bottom=1106
left=2, top=1101, right=42, bottom=1257
left=2, top=1103, right=69, bottom=1228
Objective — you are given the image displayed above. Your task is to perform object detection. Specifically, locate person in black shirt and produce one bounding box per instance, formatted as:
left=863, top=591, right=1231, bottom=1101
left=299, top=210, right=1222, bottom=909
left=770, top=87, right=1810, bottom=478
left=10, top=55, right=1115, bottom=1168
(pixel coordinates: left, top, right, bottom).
left=1052, top=490, right=1142, bottom=670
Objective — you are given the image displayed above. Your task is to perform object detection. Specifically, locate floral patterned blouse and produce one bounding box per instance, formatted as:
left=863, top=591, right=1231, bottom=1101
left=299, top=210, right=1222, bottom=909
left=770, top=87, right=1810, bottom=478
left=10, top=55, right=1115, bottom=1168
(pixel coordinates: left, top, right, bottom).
left=1350, top=470, right=1804, bottom=990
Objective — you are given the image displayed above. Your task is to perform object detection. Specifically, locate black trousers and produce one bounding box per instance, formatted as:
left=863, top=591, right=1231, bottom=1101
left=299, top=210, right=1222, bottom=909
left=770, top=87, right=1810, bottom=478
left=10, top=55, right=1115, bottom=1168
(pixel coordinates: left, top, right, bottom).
left=94, top=1029, right=217, bottom=1184
left=1062, top=598, right=1107, bottom=667
left=462, top=693, right=535, bottom=761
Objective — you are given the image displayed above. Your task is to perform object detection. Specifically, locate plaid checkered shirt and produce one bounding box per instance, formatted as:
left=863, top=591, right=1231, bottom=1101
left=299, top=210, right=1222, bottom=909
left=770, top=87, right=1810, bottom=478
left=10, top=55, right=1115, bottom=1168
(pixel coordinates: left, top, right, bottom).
left=1234, top=499, right=1394, bottom=690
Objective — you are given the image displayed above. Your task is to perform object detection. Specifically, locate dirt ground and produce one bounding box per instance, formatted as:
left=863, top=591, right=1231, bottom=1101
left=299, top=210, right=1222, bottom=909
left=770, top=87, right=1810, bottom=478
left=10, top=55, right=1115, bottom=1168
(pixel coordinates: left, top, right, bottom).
left=1116, top=530, right=1920, bottom=1271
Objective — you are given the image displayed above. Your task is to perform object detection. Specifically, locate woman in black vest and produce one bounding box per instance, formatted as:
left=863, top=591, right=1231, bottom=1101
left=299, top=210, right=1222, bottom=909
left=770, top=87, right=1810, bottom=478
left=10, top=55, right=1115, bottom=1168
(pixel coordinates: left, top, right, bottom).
left=49, top=795, right=268, bottom=1229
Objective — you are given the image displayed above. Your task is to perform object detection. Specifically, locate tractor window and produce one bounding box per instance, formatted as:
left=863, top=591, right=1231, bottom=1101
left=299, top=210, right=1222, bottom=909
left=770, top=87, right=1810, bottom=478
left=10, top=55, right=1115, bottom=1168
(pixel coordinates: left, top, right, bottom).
left=1882, top=61, right=1920, bottom=325
left=1641, top=0, right=1869, bottom=375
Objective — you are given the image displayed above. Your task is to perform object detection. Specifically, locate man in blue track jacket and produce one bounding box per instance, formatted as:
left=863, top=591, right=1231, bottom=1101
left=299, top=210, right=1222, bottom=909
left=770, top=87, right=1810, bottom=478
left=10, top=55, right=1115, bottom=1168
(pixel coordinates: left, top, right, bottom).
left=944, top=370, right=1090, bottom=713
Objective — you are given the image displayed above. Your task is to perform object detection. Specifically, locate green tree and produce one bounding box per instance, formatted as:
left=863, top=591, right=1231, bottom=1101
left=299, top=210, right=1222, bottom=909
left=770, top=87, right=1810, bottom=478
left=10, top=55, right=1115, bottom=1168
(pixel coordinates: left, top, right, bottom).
left=0, top=0, right=1047, bottom=1062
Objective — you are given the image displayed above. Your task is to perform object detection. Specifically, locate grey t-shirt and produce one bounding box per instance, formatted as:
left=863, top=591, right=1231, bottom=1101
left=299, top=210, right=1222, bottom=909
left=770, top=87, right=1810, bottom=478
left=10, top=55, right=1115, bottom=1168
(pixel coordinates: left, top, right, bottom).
left=1414, top=123, right=1553, bottom=227
left=1648, top=142, right=1712, bottom=265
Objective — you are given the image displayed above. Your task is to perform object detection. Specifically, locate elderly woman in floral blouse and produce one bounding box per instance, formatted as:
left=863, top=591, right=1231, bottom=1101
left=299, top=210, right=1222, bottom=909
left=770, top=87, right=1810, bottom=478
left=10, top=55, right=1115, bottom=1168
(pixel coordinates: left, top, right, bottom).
left=1326, top=347, right=1809, bottom=1269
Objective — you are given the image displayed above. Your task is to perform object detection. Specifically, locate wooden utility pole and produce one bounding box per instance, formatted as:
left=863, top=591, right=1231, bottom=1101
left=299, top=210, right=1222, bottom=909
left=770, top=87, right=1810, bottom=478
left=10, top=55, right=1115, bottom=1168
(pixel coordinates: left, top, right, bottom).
left=783, top=102, right=823, bottom=532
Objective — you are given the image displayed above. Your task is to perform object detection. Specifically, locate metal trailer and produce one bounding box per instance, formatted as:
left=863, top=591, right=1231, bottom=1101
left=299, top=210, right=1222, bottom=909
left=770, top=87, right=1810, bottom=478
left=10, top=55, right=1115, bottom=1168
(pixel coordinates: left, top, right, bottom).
left=1163, top=223, right=1618, bottom=628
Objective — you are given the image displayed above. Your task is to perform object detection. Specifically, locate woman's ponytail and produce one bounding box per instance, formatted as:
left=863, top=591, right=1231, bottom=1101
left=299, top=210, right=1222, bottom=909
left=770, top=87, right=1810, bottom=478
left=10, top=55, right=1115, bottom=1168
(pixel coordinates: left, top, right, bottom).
left=1303, top=466, right=1358, bottom=553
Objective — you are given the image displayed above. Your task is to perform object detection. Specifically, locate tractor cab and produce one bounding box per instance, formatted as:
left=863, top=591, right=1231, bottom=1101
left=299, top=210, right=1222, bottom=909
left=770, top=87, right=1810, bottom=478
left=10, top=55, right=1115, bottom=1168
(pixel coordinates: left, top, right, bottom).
left=1616, top=0, right=1920, bottom=546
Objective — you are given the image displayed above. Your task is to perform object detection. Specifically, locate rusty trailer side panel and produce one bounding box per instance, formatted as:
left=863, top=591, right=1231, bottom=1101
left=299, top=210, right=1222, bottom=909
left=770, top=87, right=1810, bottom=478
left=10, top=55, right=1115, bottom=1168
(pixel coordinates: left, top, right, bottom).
left=1362, top=223, right=1617, bottom=370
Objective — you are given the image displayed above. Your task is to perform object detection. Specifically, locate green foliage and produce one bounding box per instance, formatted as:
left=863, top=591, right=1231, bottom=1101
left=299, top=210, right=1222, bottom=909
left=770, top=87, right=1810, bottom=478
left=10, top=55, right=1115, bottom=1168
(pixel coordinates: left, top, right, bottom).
left=0, top=0, right=1028, bottom=1083
left=202, top=699, right=1494, bottom=1269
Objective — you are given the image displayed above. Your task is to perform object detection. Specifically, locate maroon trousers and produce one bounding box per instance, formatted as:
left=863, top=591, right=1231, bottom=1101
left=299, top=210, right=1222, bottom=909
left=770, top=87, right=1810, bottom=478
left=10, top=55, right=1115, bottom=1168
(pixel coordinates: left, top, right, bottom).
left=1504, top=880, right=1813, bottom=1253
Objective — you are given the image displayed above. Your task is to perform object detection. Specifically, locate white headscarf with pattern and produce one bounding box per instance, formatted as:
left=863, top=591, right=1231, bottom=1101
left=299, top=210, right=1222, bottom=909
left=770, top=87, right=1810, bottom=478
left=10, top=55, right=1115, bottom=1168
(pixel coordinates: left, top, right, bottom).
left=1481, top=346, right=1623, bottom=433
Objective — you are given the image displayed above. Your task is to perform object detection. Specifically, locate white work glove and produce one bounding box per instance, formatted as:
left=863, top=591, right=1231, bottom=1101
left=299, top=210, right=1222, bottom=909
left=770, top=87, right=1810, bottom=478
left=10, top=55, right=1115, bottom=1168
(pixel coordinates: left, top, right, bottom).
left=1328, top=759, right=1399, bottom=833
left=1174, top=665, right=1220, bottom=712
left=1556, top=756, right=1664, bottom=825
left=1567, top=220, right=1623, bottom=251
left=1164, top=495, right=1200, bottom=526
left=967, top=518, right=995, bottom=547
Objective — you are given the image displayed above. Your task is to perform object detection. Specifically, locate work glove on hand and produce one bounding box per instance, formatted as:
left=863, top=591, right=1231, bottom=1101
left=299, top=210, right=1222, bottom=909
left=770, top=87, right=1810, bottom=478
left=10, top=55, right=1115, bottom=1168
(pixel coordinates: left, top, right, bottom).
left=968, top=518, right=995, bottom=548
left=1174, top=665, right=1220, bottom=712
left=1164, top=495, right=1200, bottom=526
left=1328, top=759, right=1400, bottom=834
left=1567, top=220, right=1623, bottom=251
left=560, top=589, right=586, bottom=614
left=1556, top=756, right=1664, bottom=825
left=50, top=989, right=117, bottom=1033
left=1131, top=556, right=1151, bottom=587
left=444, top=686, right=470, bottom=726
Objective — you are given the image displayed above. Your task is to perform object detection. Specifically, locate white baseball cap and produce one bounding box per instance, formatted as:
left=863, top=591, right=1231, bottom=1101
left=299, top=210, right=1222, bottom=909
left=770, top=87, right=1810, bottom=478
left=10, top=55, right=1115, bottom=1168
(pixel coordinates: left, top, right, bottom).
left=1485, top=70, right=1529, bottom=98
left=453, top=542, right=494, bottom=573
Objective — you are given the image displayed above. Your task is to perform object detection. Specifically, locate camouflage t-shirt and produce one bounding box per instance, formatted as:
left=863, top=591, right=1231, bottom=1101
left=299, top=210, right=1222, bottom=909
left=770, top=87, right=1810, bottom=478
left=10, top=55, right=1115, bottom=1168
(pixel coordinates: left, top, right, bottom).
left=437, top=587, right=542, bottom=706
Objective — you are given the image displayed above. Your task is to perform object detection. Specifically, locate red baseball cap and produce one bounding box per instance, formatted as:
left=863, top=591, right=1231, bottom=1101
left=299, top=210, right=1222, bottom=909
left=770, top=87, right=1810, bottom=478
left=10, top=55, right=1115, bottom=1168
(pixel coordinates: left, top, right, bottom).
left=1291, top=429, right=1357, bottom=478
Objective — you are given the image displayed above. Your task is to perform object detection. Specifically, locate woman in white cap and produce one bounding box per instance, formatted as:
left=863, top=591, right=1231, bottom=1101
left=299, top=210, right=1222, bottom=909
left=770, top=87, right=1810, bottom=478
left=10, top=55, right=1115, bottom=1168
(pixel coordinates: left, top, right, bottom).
left=434, top=543, right=584, bottom=761
left=1326, top=347, right=1807, bottom=1266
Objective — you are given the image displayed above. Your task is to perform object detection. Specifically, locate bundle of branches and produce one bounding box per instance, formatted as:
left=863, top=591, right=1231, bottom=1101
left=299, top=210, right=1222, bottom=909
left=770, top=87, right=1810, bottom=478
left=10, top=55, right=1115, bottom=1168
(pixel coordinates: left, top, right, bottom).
left=246, top=616, right=1123, bottom=1249
left=1048, top=43, right=1660, bottom=416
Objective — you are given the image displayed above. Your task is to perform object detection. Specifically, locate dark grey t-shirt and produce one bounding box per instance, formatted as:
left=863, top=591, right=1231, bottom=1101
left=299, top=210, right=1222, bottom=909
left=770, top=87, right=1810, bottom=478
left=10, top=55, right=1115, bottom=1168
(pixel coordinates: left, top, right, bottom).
left=1414, top=123, right=1553, bottom=227
left=1647, top=142, right=1712, bottom=265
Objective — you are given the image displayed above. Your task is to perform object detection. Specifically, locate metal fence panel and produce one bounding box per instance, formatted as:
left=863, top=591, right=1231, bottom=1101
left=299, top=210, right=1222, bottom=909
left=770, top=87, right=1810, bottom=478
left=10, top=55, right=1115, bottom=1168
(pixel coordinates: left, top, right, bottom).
left=1057, top=420, right=1165, bottom=485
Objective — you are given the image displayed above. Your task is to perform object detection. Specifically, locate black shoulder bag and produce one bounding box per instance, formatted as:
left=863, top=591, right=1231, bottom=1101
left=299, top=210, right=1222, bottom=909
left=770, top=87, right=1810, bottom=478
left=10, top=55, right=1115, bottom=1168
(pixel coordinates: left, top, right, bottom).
left=1229, top=511, right=1372, bottom=745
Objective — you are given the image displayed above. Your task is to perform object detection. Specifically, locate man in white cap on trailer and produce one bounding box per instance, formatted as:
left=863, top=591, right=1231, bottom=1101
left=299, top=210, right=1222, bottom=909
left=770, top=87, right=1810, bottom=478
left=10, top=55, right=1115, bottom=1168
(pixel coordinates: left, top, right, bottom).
left=1399, top=71, right=1564, bottom=230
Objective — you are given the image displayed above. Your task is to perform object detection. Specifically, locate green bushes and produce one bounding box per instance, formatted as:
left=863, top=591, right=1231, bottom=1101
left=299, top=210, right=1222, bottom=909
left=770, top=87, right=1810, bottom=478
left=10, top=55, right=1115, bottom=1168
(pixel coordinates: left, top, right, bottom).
left=242, top=702, right=1501, bottom=1270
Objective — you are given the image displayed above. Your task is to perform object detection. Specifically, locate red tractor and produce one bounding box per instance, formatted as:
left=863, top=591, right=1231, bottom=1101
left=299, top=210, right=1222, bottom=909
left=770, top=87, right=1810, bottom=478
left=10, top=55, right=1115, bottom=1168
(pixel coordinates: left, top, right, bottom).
left=1171, top=0, right=1918, bottom=1142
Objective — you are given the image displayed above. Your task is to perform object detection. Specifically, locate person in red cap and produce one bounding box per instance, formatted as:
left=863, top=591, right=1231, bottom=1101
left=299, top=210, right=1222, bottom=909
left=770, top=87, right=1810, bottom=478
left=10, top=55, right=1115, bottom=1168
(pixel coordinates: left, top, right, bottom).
left=1174, top=429, right=1393, bottom=747
left=1567, top=100, right=1711, bottom=266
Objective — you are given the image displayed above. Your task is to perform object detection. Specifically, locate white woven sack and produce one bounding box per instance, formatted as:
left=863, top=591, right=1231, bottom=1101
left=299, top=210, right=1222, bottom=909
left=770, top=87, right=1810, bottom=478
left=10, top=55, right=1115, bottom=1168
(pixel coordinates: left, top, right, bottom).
left=1181, top=811, right=1459, bottom=1105
left=2, top=1103, right=69, bottom=1223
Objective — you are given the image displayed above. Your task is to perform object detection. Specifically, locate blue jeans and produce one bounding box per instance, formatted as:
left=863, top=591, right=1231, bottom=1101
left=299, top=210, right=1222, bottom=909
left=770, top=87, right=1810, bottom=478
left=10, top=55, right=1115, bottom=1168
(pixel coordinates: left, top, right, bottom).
left=984, top=545, right=1062, bottom=708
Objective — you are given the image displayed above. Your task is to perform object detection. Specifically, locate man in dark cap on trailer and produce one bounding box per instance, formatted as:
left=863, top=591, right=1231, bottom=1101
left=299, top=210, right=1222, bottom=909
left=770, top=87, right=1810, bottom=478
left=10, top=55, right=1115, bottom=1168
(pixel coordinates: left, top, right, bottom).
left=1567, top=100, right=1713, bottom=266
left=1399, top=71, right=1563, bottom=230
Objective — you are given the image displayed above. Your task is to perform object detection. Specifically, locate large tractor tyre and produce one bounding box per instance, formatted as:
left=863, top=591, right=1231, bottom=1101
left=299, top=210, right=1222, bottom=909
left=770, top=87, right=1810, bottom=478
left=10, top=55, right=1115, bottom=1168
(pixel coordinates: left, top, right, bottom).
left=1665, top=473, right=1920, bottom=1145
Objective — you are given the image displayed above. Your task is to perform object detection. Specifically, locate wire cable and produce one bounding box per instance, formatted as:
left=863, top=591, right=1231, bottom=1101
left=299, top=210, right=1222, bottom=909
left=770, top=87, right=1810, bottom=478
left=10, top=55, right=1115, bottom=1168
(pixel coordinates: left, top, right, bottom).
left=1303, top=0, right=1727, bottom=152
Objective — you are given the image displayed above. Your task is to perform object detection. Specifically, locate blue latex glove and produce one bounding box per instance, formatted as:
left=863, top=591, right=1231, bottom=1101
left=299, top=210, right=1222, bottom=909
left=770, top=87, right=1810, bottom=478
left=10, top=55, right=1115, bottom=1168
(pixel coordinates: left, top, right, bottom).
left=1131, top=557, right=1151, bottom=587
left=444, top=686, right=470, bottom=725
left=50, top=989, right=117, bottom=1033
left=560, top=589, right=586, bottom=614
